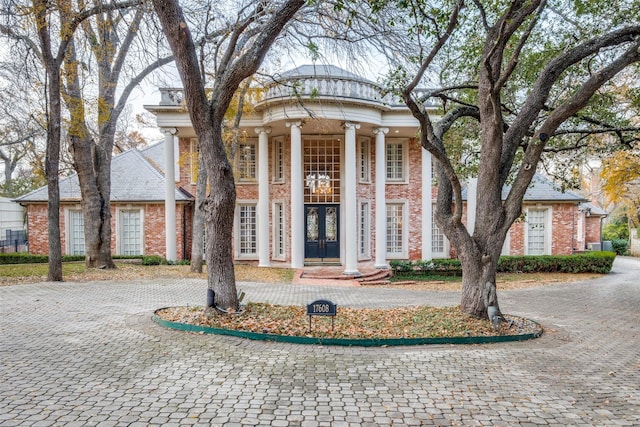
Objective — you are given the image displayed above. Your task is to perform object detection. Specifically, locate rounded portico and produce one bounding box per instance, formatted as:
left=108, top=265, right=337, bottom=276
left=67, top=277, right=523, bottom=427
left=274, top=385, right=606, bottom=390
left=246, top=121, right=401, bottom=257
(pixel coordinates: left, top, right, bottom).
left=145, top=64, right=440, bottom=274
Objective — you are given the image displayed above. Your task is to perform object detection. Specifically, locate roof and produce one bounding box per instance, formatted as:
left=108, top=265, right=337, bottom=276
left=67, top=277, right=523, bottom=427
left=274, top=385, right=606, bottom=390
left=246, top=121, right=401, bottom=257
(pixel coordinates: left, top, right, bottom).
left=276, top=64, right=376, bottom=85
left=16, top=143, right=191, bottom=203
left=462, top=173, right=588, bottom=203
left=579, top=202, right=608, bottom=217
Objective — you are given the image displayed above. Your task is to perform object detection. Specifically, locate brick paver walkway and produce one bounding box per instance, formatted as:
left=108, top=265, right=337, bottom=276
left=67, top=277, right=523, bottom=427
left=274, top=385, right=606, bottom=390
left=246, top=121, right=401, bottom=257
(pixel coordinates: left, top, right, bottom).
left=1, top=257, right=638, bottom=426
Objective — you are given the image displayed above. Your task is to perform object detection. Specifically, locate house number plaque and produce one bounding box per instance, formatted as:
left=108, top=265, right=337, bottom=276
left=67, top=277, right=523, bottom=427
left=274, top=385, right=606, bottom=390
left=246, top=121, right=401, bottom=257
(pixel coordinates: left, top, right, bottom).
left=306, top=299, right=337, bottom=332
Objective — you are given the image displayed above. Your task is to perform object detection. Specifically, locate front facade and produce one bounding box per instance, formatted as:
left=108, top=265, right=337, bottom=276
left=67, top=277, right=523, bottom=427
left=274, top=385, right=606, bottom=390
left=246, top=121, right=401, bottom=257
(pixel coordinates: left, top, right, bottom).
left=16, top=65, right=604, bottom=268
left=145, top=64, right=601, bottom=274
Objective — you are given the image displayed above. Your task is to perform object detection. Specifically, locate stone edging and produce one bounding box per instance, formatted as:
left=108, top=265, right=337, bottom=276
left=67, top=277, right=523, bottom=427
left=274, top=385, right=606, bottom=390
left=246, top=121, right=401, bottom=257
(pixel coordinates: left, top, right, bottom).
left=153, top=309, right=543, bottom=347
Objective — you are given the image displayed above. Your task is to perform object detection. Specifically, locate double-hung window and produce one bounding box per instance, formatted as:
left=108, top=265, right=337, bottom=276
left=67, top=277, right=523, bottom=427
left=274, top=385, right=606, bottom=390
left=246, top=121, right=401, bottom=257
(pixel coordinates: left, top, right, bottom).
left=386, top=139, right=407, bottom=183
left=237, top=141, right=257, bottom=182
left=237, top=203, right=257, bottom=257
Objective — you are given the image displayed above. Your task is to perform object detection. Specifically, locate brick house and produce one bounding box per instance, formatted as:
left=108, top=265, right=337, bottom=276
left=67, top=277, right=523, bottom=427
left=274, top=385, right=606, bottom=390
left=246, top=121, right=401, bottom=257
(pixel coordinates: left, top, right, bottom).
left=16, top=146, right=194, bottom=259
left=16, top=64, right=605, bottom=270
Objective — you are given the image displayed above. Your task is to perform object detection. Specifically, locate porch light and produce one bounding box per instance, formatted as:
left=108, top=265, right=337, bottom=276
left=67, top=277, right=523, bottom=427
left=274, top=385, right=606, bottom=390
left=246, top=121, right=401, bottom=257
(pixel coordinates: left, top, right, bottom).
left=306, top=173, right=332, bottom=195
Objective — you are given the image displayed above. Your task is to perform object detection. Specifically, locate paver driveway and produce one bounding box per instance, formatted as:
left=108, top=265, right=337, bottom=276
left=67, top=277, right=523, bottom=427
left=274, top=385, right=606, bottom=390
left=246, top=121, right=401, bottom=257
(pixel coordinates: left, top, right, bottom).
left=1, top=257, right=639, bottom=426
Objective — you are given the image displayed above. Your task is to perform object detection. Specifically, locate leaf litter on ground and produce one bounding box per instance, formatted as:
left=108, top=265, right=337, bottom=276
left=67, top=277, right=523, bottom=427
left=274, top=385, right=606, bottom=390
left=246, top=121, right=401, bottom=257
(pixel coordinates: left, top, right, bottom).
left=156, top=303, right=541, bottom=339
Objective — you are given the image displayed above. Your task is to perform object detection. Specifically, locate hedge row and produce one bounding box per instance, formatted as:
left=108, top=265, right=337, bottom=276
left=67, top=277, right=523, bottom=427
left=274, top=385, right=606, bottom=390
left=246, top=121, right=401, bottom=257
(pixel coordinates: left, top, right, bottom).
left=0, top=254, right=140, bottom=265
left=390, top=251, right=616, bottom=276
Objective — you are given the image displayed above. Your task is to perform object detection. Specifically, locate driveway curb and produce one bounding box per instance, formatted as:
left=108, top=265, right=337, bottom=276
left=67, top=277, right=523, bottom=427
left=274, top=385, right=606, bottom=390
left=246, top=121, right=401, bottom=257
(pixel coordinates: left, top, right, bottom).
left=152, top=310, right=543, bottom=347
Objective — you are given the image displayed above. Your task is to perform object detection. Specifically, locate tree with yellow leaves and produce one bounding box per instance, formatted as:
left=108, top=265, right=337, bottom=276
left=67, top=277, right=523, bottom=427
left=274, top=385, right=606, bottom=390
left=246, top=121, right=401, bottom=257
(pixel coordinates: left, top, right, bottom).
left=601, top=151, right=640, bottom=230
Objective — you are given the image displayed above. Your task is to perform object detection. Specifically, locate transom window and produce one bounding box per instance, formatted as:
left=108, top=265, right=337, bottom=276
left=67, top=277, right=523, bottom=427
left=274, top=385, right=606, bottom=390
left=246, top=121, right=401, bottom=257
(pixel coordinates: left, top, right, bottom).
left=304, top=137, right=341, bottom=203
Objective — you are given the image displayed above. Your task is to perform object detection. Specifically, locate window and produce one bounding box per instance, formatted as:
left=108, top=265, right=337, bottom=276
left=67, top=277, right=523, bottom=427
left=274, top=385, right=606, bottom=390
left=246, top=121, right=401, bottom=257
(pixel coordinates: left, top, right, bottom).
left=386, top=139, right=407, bottom=182
left=190, top=138, right=199, bottom=184
left=359, top=137, right=371, bottom=183
left=432, top=219, right=445, bottom=255
left=386, top=202, right=406, bottom=257
left=359, top=201, right=371, bottom=258
left=526, top=208, right=549, bottom=255
left=119, top=209, right=143, bottom=255
left=272, top=137, right=285, bottom=183
left=273, top=202, right=285, bottom=259
left=431, top=208, right=449, bottom=258
left=237, top=140, right=257, bottom=182
left=577, top=210, right=584, bottom=243
left=237, top=203, right=257, bottom=257
left=68, top=209, right=85, bottom=255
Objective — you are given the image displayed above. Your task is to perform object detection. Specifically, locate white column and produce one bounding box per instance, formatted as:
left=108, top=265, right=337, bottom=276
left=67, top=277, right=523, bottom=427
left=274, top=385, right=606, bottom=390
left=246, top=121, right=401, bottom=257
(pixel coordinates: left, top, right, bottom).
left=467, top=177, right=478, bottom=235
left=163, top=128, right=177, bottom=261
left=422, top=149, right=433, bottom=261
left=374, top=127, right=389, bottom=269
left=256, top=127, right=271, bottom=267
left=287, top=121, right=304, bottom=269
left=343, top=122, right=361, bottom=276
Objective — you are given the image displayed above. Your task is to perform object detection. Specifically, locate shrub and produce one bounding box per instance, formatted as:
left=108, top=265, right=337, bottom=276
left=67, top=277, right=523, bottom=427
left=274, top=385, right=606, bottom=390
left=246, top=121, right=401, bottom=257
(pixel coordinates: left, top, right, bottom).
left=141, top=255, right=167, bottom=266
left=611, top=239, right=628, bottom=255
left=390, top=252, right=616, bottom=276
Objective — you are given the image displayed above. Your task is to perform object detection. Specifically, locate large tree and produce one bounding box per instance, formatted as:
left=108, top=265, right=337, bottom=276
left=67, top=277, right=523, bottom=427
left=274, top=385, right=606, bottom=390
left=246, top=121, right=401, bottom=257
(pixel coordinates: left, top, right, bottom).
left=152, top=0, right=305, bottom=310
left=370, top=0, right=640, bottom=317
left=1, top=0, right=138, bottom=280
left=62, top=4, right=172, bottom=268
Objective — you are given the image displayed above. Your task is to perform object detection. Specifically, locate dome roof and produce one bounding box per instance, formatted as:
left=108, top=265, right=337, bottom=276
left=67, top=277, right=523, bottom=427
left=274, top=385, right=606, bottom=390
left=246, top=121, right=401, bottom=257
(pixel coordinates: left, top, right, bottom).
left=277, top=64, right=376, bottom=85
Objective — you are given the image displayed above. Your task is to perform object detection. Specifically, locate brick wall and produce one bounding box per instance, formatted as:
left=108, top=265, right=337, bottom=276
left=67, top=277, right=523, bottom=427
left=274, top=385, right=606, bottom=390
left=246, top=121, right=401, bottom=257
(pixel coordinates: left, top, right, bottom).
left=26, top=202, right=192, bottom=260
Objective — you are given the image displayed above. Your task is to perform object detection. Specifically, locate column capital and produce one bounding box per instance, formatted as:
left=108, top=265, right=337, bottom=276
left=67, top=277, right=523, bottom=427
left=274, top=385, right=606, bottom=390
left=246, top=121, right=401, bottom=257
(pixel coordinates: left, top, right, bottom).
left=255, top=127, right=272, bottom=135
left=373, top=127, right=389, bottom=135
left=161, top=127, right=178, bottom=136
left=342, top=122, right=361, bottom=131
left=285, top=120, right=304, bottom=128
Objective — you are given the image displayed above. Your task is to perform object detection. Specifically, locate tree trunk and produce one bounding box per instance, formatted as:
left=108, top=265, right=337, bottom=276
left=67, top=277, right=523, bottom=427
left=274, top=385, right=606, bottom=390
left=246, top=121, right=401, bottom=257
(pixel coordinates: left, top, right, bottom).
left=46, top=66, right=63, bottom=282
left=64, top=42, right=116, bottom=270
left=190, top=150, right=206, bottom=273
left=202, top=128, right=238, bottom=310
left=460, top=254, right=500, bottom=319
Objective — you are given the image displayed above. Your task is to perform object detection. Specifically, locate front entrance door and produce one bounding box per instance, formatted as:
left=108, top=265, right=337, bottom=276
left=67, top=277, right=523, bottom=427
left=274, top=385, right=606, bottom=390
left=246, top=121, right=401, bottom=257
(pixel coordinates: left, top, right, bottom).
left=305, top=204, right=339, bottom=260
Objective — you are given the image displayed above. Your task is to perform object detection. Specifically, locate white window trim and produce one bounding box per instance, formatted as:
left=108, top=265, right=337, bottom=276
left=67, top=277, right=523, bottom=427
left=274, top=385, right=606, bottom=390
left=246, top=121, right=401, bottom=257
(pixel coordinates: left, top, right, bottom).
left=65, top=205, right=85, bottom=256
left=524, top=206, right=553, bottom=255
left=358, top=136, right=371, bottom=183
left=272, top=200, right=286, bottom=261
left=431, top=206, right=450, bottom=259
left=235, top=200, right=259, bottom=260
left=271, top=136, right=285, bottom=184
left=577, top=211, right=584, bottom=245
left=115, top=206, right=145, bottom=256
left=386, top=200, right=408, bottom=259
left=385, top=138, right=409, bottom=184
left=358, top=200, right=371, bottom=260
left=236, top=139, right=258, bottom=184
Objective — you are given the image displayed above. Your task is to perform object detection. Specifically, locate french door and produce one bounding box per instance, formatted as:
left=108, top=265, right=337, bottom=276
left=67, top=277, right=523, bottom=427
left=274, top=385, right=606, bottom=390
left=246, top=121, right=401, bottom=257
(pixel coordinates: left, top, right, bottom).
left=305, top=204, right=340, bottom=260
